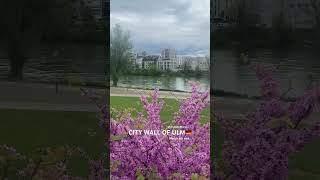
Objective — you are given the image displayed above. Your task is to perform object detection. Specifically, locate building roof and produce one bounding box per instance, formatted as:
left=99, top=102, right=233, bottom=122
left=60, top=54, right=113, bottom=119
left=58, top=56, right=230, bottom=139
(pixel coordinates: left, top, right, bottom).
left=142, top=55, right=160, bottom=62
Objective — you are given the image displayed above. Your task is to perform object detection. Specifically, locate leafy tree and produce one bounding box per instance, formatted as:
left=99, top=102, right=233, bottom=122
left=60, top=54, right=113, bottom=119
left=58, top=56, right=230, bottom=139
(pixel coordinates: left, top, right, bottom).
left=195, top=65, right=202, bottom=77
left=110, top=24, right=133, bottom=86
left=181, top=61, right=192, bottom=75
left=147, top=64, right=159, bottom=76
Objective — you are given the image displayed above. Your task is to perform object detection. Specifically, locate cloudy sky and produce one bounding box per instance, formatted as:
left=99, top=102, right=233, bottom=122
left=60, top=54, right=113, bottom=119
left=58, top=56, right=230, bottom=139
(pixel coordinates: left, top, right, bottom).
left=110, top=0, right=210, bottom=57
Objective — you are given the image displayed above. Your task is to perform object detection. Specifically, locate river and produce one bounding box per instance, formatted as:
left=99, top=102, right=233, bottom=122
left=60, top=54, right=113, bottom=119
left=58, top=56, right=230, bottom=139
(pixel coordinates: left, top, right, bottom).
left=212, top=47, right=320, bottom=98
left=2, top=44, right=316, bottom=97
left=0, top=43, right=106, bottom=85
left=116, top=75, right=210, bottom=92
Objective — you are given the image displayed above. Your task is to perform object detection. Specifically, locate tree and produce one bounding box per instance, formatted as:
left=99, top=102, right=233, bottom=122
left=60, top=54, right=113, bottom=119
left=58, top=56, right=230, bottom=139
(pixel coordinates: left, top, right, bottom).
left=195, top=65, right=202, bottom=77
left=110, top=84, right=210, bottom=179
left=0, top=0, right=73, bottom=80
left=147, top=64, right=159, bottom=76
left=204, top=55, right=210, bottom=71
left=214, top=65, right=320, bottom=179
left=110, top=24, right=133, bottom=86
left=181, top=61, right=192, bottom=75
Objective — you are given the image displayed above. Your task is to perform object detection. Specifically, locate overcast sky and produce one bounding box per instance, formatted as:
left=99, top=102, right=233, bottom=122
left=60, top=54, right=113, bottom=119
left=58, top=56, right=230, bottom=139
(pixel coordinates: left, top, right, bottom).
left=110, top=0, right=210, bottom=57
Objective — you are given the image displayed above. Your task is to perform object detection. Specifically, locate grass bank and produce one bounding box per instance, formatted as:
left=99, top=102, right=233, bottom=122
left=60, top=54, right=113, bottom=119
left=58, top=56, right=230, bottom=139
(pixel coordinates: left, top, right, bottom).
left=0, top=109, right=105, bottom=177
left=110, top=96, right=210, bottom=124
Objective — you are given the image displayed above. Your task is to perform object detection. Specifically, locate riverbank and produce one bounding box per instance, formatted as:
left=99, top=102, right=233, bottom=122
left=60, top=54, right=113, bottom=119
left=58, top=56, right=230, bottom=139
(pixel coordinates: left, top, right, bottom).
left=0, top=81, right=252, bottom=119
left=0, top=81, right=106, bottom=112
left=110, top=87, right=259, bottom=120
left=110, top=87, right=320, bottom=124
left=122, top=70, right=209, bottom=78
left=1, top=81, right=319, bottom=121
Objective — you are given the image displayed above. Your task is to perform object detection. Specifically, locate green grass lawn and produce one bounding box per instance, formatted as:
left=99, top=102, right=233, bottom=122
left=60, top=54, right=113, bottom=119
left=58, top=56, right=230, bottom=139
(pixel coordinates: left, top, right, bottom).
left=0, top=96, right=208, bottom=178
left=0, top=109, right=104, bottom=155
left=0, top=109, right=105, bottom=178
left=110, top=96, right=210, bottom=124
left=1, top=95, right=319, bottom=179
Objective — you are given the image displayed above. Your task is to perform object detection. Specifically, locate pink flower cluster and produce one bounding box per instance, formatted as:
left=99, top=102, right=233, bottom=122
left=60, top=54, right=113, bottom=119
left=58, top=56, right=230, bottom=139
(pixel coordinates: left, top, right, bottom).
left=214, top=64, right=320, bottom=179
left=110, top=83, right=210, bottom=179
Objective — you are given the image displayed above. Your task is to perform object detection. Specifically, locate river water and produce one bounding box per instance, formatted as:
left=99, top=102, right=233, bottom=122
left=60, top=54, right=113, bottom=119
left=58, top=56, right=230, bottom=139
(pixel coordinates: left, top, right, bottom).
left=212, top=48, right=320, bottom=98
left=116, top=75, right=210, bottom=92
left=0, top=43, right=106, bottom=85
left=2, top=44, right=317, bottom=97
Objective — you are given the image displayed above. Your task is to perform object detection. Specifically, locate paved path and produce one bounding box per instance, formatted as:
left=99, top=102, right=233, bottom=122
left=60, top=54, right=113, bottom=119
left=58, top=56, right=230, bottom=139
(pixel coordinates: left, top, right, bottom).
left=1, top=82, right=318, bottom=123
left=0, top=81, right=106, bottom=112
left=0, top=82, right=257, bottom=119
left=110, top=87, right=259, bottom=119
left=110, top=87, right=320, bottom=122
left=110, top=87, right=191, bottom=99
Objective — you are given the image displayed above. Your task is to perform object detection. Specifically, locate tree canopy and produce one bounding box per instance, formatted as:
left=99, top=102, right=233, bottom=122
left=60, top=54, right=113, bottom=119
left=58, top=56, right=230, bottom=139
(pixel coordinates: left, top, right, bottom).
left=110, top=24, right=133, bottom=86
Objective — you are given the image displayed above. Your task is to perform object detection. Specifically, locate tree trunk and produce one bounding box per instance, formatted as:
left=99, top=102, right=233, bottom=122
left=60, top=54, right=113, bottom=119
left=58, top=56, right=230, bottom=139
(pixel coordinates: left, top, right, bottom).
left=8, top=40, right=25, bottom=80
left=112, top=78, right=118, bottom=87
left=112, top=72, right=118, bottom=87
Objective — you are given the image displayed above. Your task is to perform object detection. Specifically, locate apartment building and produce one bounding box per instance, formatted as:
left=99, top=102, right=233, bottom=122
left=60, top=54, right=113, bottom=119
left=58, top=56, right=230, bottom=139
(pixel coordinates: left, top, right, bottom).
left=193, top=56, right=210, bottom=71
left=142, top=55, right=161, bottom=69
left=158, top=49, right=177, bottom=71
left=128, top=51, right=137, bottom=69
left=176, top=56, right=209, bottom=71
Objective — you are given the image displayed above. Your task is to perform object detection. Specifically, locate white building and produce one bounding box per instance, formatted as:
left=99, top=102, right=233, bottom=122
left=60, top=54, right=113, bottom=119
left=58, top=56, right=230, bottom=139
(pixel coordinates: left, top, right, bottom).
left=176, top=56, right=193, bottom=70
left=142, top=55, right=161, bottom=69
left=196, top=56, right=210, bottom=71
left=135, top=57, right=143, bottom=69
left=128, top=51, right=137, bottom=69
left=134, top=49, right=209, bottom=72
left=135, top=51, right=147, bottom=69
left=157, top=49, right=177, bottom=71
left=161, top=49, right=176, bottom=59
left=157, top=58, right=176, bottom=71
left=176, top=56, right=209, bottom=71
left=175, top=55, right=185, bottom=69
left=189, top=56, right=209, bottom=71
